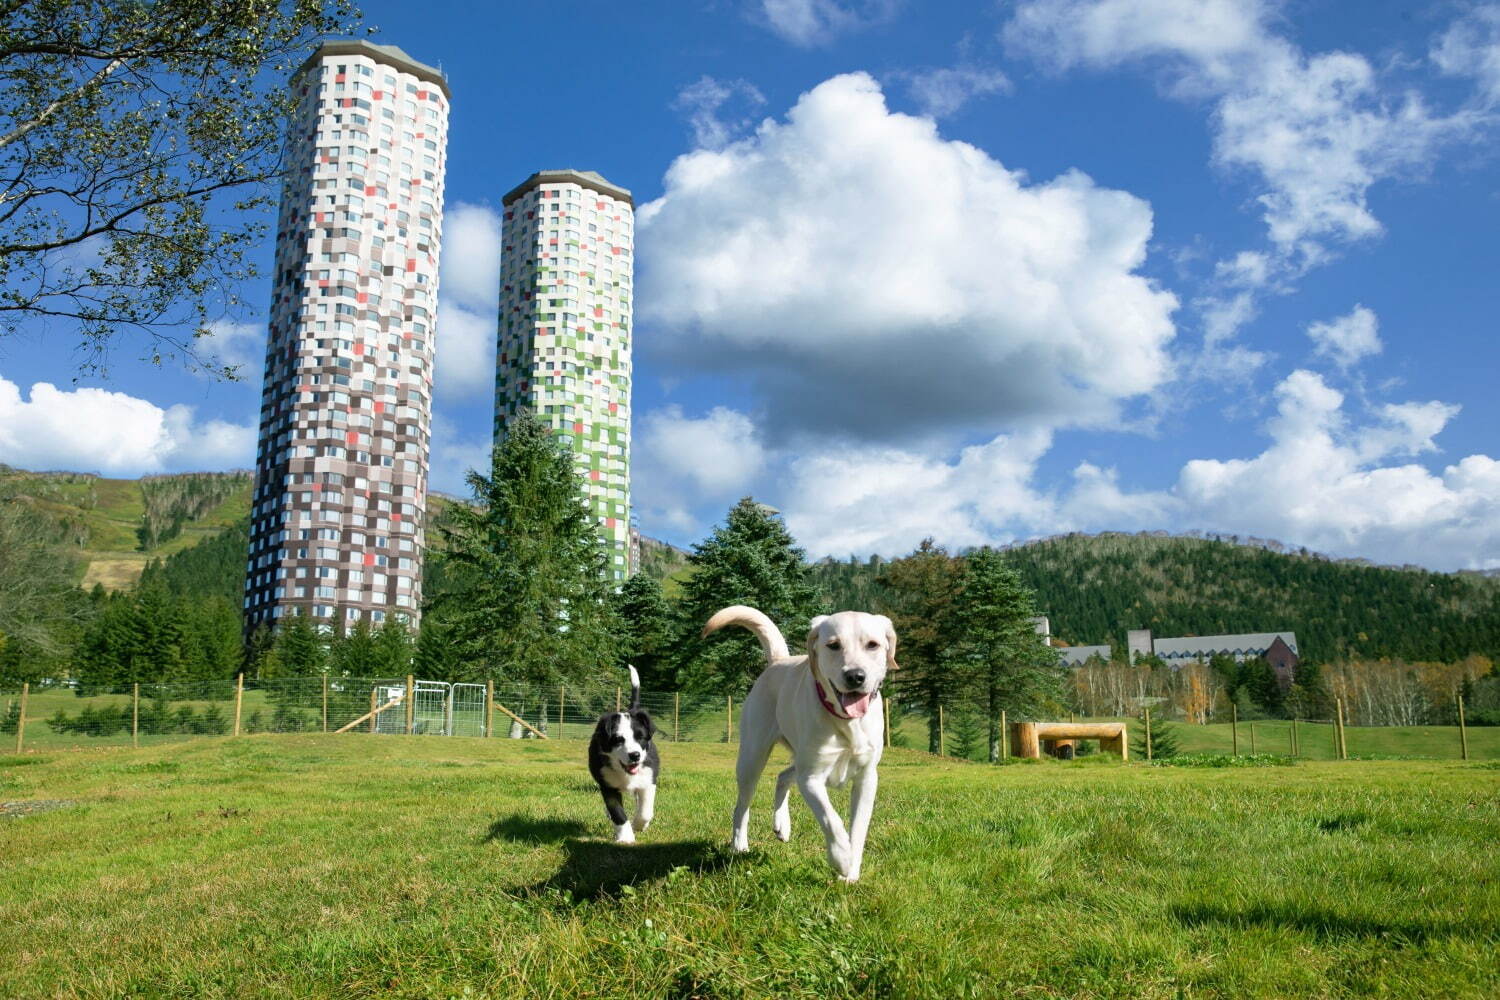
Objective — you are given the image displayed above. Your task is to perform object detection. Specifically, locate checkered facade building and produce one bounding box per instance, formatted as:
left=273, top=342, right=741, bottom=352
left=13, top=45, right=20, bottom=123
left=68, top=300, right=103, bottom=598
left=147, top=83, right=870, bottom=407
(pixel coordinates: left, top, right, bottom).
left=244, top=41, right=449, bottom=631
left=496, top=170, right=635, bottom=580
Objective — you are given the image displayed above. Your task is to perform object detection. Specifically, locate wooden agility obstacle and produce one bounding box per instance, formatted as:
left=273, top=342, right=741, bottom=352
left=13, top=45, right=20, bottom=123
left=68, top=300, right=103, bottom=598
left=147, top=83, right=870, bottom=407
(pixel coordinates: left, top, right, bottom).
left=1010, top=721, right=1128, bottom=761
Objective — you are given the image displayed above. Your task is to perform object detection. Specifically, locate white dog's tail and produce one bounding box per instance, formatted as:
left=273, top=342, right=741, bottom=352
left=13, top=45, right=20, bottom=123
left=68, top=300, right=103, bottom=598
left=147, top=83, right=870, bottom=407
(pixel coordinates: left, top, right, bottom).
left=701, top=605, right=790, bottom=663
left=627, top=664, right=641, bottom=712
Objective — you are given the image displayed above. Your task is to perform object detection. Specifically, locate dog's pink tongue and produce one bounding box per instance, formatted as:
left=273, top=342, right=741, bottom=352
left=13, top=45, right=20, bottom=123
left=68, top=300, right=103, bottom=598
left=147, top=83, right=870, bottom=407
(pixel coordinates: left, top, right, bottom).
left=839, top=692, right=872, bottom=718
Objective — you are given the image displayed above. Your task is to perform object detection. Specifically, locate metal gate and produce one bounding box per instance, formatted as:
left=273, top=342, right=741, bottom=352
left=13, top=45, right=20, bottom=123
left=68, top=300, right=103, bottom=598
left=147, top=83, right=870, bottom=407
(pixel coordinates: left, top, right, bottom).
left=411, top=680, right=450, bottom=735
left=370, top=680, right=489, bottom=737
left=451, top=683, right=488, bottom=738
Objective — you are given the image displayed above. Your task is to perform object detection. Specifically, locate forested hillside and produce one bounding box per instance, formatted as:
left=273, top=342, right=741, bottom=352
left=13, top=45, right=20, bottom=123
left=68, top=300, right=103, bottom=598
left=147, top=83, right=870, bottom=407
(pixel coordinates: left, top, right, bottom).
left=809, top=533, right=1500, bottom=663
left=0, top=465, right=253, bottom=589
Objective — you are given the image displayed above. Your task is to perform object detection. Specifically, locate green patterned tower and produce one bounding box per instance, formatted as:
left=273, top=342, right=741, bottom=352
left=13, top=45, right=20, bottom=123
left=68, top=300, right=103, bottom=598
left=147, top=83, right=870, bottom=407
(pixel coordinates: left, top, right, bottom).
left=495, top=170, right=634, bottom=580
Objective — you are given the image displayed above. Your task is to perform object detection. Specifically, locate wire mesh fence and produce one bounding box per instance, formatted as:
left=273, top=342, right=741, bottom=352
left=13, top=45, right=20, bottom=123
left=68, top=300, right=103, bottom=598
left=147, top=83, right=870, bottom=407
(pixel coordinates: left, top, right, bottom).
left=1, top=677, right=1489, bottom=760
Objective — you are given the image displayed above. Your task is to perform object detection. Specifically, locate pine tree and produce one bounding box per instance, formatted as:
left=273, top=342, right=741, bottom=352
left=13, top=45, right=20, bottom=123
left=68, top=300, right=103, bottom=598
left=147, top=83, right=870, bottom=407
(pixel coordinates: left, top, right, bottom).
left=611, top=573, right=676, bottom=691
left=1134, top=720, right=1182, bottom=759
left=949, top=548, right=1064, bottom=762
left=430, top=412, right=619, bottom=686
left=266, top=613, right=325, bottom=679
left=877, top=539, right=965, bottom=754
left=373, top=616, right=416, bottom=678
left=672, top=498, right=822, bottom=695
left=329, top=619, right=380, bottom=677
left=946, top=708, right=984, bottom=760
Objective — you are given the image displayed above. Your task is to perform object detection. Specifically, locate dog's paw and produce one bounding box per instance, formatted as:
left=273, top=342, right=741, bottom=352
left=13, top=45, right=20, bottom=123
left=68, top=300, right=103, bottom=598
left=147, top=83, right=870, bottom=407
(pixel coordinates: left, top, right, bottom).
left=614, top=824, right=636, bottom=845
left=772, top=812, right=791, bottom=842
left=730, top=835, right=751, bottom=853
left=826, top=840, right=853, bottom=877
left=632, top=815, right=651, bottom=833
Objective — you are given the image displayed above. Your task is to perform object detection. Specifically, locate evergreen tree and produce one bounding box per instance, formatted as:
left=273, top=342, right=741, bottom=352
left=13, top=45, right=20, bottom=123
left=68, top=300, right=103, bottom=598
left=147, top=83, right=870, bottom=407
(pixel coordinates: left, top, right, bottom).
left=372, top=616, right=416, bottom=677
left=948, top=547, right=1063, bottom=762
left=946, top=708, right=984, bottom=760
left=429, top=412, right=619, bottom=685
left=413, top=616, right=462, bottom=680
left=265, top=613, right=325, bottom=679
left=329, top=619, right=380, bottom=677
left=1133, top=720, right=1182, bottom=759
left=672, top=498, right=822, bottom=695
left=877, top=539, right=964, bottom=754
left=611, top=573, right=676, bottom=692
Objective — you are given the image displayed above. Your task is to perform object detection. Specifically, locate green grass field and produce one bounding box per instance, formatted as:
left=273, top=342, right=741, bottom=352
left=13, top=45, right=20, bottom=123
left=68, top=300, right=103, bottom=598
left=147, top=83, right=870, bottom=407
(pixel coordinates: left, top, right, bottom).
left=3, top=736, right=1497, bottom=998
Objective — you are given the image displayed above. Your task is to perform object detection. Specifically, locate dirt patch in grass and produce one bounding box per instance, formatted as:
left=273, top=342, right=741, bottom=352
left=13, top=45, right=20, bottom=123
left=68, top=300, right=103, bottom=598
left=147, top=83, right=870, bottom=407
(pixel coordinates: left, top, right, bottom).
left=0, top=799, right=75, bottom=819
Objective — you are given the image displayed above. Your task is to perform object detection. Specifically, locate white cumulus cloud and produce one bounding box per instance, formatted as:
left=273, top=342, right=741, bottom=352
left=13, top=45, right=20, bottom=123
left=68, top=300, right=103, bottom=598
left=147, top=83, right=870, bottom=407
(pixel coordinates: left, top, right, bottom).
left=898, top=64, right=1012, bottom=118
left=1172, top=370, right=1496, bottom=568
left=757, top=0, right=899, bottom=47
left=650, top=371, right=1499, bottom=570
left=674, top=76, right=767, bottom=150
left=434, top=202, right=501, bottom=400
left=1306, top=304, right=1381, bottom=370
left=633, top=405, right=769, bottom=536
left=1433, top=4, right=1500, bottom=106
left=637, top=72, right=1179, bottom=445
left=1005, top=0, right=1480, bottom=273
left=0, top=375, right=254, bottom=474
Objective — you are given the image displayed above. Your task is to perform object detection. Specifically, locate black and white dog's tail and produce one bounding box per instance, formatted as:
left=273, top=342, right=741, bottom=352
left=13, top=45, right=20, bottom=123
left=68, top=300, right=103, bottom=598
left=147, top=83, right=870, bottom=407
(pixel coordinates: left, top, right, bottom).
left=627, top=664, right=641, bottom=712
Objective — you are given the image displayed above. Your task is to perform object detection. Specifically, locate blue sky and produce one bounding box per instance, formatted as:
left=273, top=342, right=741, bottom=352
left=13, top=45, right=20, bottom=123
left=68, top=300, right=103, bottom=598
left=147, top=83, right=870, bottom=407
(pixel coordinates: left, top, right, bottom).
left=2, top=0, right=1498, bottom=570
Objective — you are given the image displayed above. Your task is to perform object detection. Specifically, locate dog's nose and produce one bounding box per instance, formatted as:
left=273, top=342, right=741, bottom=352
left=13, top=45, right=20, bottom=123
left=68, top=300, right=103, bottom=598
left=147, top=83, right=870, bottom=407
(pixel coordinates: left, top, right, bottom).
left=843, top=668, right=867, bottom=690
left=627, top=751, right=641, bottom=763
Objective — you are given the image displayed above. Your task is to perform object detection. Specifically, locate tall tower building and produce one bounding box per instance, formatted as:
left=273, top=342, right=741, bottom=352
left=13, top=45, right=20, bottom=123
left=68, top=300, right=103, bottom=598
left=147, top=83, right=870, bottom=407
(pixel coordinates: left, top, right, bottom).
left=496, top=171, right=634, bottom=581
left=244, top=41, right=450, bottom=632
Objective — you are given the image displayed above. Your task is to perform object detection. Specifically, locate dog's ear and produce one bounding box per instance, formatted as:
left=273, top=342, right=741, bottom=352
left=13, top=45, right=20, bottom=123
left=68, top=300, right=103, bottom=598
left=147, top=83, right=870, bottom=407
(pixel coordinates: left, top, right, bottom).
left=876, top=614, right=900, bottom=671
left=634, top=710, right=654, bottom=741
left=805, top=615, right=829, bottom=668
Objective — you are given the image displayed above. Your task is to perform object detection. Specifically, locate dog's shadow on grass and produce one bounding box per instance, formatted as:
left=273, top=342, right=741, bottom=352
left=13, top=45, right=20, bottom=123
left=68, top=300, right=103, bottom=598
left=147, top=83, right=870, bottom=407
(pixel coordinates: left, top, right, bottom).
left=526, top=837, right=737, bottom=901
left=483, top=814, right=589, bottom=845
left=1170, top=901, right=1486, bottom=943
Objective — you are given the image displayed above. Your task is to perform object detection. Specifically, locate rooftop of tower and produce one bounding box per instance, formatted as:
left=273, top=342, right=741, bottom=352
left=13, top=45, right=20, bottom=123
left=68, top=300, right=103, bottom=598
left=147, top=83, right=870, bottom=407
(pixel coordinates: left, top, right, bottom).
left=502, top=169, right=633, bottom=208
left=298, top=39, right=450, bottom=99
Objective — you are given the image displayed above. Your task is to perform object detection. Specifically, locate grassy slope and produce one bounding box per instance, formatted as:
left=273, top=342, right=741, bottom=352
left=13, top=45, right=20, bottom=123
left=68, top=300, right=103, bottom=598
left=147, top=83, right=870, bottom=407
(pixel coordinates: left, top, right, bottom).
left=0, top=468, right=254, bottom=590
left=2, top=737, right=1497, bottom=999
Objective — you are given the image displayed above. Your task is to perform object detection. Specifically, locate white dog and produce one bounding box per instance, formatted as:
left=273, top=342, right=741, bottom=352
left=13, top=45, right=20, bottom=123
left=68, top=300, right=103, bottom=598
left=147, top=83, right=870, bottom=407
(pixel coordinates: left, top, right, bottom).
left=702, top=605, right=897, bottom=882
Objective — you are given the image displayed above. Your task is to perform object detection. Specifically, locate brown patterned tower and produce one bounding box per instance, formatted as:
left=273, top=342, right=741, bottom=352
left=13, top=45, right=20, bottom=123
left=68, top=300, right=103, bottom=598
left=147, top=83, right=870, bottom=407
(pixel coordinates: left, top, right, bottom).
left=244, top=41, right=449, bottom=633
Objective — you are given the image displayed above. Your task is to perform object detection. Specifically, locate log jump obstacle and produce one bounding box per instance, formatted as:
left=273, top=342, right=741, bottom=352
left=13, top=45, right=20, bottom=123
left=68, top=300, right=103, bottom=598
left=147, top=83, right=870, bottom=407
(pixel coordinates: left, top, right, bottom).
left=1010, top=721, right=1128, bottom=761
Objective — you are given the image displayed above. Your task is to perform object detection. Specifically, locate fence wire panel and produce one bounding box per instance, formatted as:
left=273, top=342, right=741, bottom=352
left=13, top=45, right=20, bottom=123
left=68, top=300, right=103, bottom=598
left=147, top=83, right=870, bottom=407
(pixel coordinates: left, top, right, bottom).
left=2, top=677, right=1489, bottom=760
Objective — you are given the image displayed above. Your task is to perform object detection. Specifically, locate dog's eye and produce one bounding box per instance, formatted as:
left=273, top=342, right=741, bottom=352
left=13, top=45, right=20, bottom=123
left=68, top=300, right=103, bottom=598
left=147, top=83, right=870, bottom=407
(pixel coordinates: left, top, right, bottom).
left=865, top=640, right=880, bottom=650
left=825, top=639, right=841, bottom=650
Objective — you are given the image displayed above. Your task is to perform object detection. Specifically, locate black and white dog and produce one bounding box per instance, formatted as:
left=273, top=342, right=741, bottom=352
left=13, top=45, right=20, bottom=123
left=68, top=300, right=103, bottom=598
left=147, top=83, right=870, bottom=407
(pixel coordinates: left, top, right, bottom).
left=587, top=665, right=659, bottom=843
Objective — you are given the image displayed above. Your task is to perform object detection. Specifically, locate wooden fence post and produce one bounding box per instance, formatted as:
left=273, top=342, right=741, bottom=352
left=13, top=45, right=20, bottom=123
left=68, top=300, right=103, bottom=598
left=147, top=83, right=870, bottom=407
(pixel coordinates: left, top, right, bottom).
left=14, top=683, right=28, bottom=753
left=726, top=695, right=733, bottom=743
left=883, top=694, right=891, bottom=748
left=1249, top=722, right=1256, bottom=755
left=1231, top=703, right=1239, bottom=756
left=486, top=680, right=494, bottom=738
left=132, top=683, right=140, bottom=749
left=1000, top=709, right=1007, bottom=759
left=368, top=688, right=378, bottom=734
left=1144, top=707, right=1152, bottom=762
left=616, top=686, right=621, bottom=711
left=673, top=692, right=680, bottom=742
left=405, top=674, right=414, bottom=735
left=1458, top=694, right=1469, bottom=761
left=1291, top=718, right=1298, bottom=757
left=233, top=673, right=244, bottom=737
left=938, top=705, right=945, bottom=757
left=322, top=675, right=329, bottom=733
left=558, top=684, right=565, bottom=740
